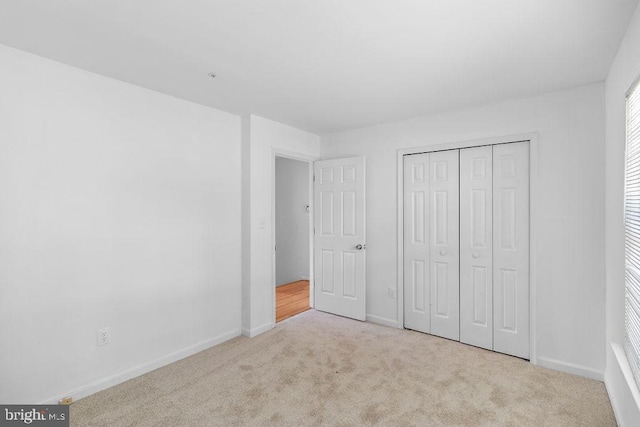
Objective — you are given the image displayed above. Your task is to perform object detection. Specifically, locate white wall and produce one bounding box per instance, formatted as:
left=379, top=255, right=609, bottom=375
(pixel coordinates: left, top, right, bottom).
left=605, top=1, right=640, bottom=423
left=275, top=157, right=310, bottom=286
left=321, top=83, right=606, bottom=379
left=0, top=45, right=242, bottom=404
left=243, top=115, right=319, bottom=336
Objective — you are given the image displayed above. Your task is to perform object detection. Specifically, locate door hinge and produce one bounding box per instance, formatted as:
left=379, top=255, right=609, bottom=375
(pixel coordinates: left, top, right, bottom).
left=313, top=174, right=316, bottom=182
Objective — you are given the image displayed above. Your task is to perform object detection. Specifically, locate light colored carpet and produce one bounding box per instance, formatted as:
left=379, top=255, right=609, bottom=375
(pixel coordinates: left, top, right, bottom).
left=71, top=310, right=615, bottom=426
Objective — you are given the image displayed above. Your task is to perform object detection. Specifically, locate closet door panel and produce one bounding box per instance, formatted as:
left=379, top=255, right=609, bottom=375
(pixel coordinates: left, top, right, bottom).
left=460, top=146, right=493, bottom=350
left=429, top=150, right=460, bottom=341
left=403, top=154, right=430, bottom=333
left=493, top=141, right=530, bottom=359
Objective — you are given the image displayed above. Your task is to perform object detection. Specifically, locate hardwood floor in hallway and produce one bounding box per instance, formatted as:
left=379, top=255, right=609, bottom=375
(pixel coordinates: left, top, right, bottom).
left=276, top=280, right=310, bottom=322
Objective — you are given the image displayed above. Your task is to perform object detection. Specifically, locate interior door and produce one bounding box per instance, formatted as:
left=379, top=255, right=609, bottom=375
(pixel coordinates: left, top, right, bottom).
left=429, top=150, right=460, bottom=340
left=460, top=146, right=493, bottom=350
left=314, top=156, right=366, bottom=321
left=403, top=153, right=431, bottom=333
left=493, top=141, right=530, bottom=359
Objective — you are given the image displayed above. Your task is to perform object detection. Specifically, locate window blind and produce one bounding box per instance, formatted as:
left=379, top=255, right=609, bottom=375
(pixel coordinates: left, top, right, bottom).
left=625, top=77, right=640, bottom=388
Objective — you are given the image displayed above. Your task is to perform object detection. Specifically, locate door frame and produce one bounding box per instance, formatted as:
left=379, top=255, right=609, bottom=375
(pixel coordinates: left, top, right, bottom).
left=396, top=132, right=539, bottom=364
left=271, top=149, right=316, bottom=325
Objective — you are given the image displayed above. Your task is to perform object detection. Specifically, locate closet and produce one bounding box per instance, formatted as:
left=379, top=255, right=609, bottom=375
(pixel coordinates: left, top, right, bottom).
left=403, top=141, right=529, bottom=359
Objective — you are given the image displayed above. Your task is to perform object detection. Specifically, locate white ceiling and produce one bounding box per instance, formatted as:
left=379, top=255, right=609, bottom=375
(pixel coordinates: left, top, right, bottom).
left=0, top=0, right=637, bottom=134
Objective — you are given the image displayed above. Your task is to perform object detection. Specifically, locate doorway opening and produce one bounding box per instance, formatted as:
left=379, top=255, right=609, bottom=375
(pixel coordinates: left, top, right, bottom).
left=275, top=156, right=312, bottom=322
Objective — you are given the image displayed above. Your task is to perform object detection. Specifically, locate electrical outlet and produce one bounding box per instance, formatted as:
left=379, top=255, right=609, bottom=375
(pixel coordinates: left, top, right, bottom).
left=58, top=397, right=73, bottom=405
left=388, top=287, right=397, bottom=299
left=97, top=327, right=112, bottom=346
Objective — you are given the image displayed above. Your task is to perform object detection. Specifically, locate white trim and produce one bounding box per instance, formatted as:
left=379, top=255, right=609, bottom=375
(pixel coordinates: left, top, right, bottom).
left=366, top=314, right=399, bottom=328
left=272, top=148, right=317, bottom=163
left=625, top=72, right=640, bottom=98
left=606, top=379, right=623, bottom=427
left=308, top=161, right=315, bottom=309
left=396, top=133, right=534, bottom=158
left=612, top=342, right=640, bottom=410
left=241, top=322, right=273, bottom=338
left=396, top=132, right=539, bottom=363
left=396, top=146, right=405, bottom=330
left=606, top=378, right=625, bottom=427
left=536, top=356, right=604, bottom=381
left=41, top=328, right=241, bottom=404
left=607, top=343, right=640, bottom=426
left=529, top=134, right=539, bottom=364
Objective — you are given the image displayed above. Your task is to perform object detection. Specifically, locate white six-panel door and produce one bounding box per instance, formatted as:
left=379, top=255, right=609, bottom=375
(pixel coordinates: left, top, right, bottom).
left=493, top=142, right=530, bottom=359
left=314, top=156, right=366, bottom=321
left=460, top=146, right=493, bottom=350
left=428, top=150, right=460, bottom=341
left=403, top=153, right=430, bottom=333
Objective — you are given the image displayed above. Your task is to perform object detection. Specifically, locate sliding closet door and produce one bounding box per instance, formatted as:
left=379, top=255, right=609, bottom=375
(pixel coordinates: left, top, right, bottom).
left=403, top=154, right=430, bottom=333
left=429, top=150, right=460, bottom=341
left=493, top=141, right=530, bottom=359
left=460, top=146, right=493, bottom=350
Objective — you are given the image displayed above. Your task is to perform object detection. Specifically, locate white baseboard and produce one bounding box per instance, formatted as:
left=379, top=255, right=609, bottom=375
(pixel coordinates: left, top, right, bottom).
left=536, top=356, right=604, bottom=381
left=42, top=328, right=241, bottom=405
left=366, top=313, right=399, bottom=328
left=606, top=376, right=623, bottom=427
left=241, top=322, right=273, bottom=338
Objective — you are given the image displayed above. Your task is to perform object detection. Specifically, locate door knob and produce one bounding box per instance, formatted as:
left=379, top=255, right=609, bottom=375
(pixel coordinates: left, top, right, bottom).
left=472, top=253, right=479, bottom=259
left=356, top=244, right=366, bottom=250
left=439, top=250, right=446, bottom=256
